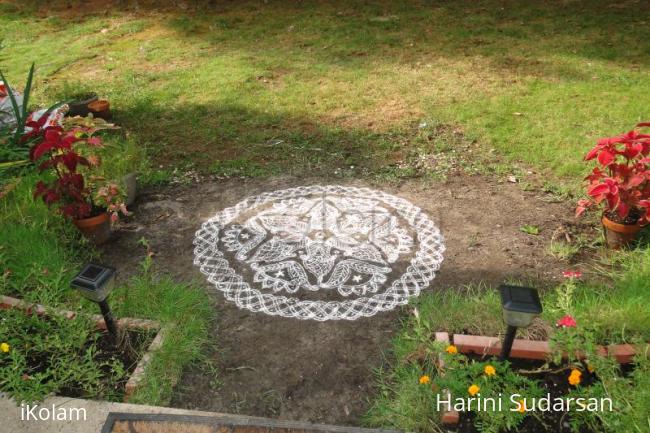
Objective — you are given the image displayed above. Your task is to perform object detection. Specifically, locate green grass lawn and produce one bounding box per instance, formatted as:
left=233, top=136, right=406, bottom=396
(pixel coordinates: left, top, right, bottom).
left=1, top=0, right=648, bottom=181
left=1, top=0, right=650, bottom=425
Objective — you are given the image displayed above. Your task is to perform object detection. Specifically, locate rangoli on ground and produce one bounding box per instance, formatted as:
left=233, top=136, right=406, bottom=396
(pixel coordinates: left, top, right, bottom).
left=193, top=185, right=445, bottom=320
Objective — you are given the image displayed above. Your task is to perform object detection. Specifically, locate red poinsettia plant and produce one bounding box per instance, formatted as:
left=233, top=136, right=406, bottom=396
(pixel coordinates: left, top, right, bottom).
left=30, top=125, right=128, bottom=221
left=575, top=122, right=650, bottom=225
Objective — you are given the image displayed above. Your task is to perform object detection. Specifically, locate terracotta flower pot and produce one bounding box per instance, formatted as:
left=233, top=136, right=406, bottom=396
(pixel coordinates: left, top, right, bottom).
left=88, top=99, right=111, bottom=120
left=601, top=214, right=642, bottom=249
left=73, top=212, right=111, bottom=245
left=67, top=93, right=98, bottom=117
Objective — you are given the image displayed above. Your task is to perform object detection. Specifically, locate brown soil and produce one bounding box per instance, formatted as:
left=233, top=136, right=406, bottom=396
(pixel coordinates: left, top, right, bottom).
left=100, top=174, right=594, bottom=426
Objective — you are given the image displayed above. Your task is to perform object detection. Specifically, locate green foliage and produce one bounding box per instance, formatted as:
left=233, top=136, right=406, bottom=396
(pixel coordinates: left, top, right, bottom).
left=0, top=173, right=86, bottom=304
left=548, top=254, right=650, bottom=343
left=211, top=158, right=275, bottom=178
left=0, top=63, right=33, bottom=164
left=567, top=351, right=650, bottom=433
left=436, top=353, right=543, bottom=433
left=546, top=240, right=582, bottom=261
left=1, top=1, right=648, bottom=181
left=519, top=224, right=540, bottom=235
left=368, top=274, right=650, bottom=432
left=0, top=308, right=126, bottom=403
left=364, top=362, right=442, bottom=433
left=550, top=321, right=650, bottom=433
left=111, top=248, right=214, bottom=405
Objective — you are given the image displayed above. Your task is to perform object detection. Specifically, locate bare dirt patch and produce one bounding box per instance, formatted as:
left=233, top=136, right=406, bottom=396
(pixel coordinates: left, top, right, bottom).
left=100, top=174, right=593, bottom=425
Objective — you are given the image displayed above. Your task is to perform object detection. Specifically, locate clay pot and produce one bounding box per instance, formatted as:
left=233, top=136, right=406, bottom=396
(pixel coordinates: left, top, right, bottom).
left=67, top=93, right=98, bottom=117
left=88, top=99, right=111, bottom=120
left=602, top=214, right=642, bottom=249
left=73, top=212, right=111, bottom=245
left=123, top=172, right=138, bottom=207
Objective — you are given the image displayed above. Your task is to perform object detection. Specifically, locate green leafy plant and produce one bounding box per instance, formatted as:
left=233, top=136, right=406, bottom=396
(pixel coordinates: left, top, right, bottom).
left=433, top=348, right=544, bottom=433
left=565, top=349, right=650, bottom=433
left=0, top=63, right=33, bottom=147
left=0, top=308, right=127, bottom=403
left=519, top=224, right=540, bottom=235
left=549, top=308, right=650, bottom=433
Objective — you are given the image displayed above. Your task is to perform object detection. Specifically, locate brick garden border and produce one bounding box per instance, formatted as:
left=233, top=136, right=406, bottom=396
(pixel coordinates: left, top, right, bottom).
left=0, top=295, right=166, bottom=401
left=437, top=332, right=649, bottom=427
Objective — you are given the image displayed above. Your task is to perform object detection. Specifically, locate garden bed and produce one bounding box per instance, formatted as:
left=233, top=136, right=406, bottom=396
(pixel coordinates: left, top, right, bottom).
left=0, top=295, right=166, bottom=402
left=433, top=332, right=648, bottom=432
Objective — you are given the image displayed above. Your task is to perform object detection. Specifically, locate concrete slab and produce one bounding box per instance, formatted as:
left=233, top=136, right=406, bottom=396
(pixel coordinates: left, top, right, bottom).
left=0, top=394, right=238, bottom=433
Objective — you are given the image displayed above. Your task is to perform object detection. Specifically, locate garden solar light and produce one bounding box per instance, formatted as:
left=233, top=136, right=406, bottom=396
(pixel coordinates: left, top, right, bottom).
left=499, top=285, right=542, bottom=360
left=71, top=263, right=118, bottom=338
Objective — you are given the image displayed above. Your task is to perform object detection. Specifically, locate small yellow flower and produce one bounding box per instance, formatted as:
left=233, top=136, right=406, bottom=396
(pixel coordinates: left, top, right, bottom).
left=587, top=364, right=595, bottom=373
left=568, top=368, right=582, bottom=386
left=484, top=365, right=496, bottom=377
left=445, top=345, right=458, bottom=354
left=468, top=384, right=480, bottom=396
left=419, top=375, right=430, bottom=385
left=0, top=342, right=9, bottom=353
left=516, top=399, right=526, bottom=413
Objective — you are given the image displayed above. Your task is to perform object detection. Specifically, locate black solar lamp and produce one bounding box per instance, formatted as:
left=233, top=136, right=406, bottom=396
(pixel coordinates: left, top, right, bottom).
left=499, top=285, right=543, bottom=360
left=71, top=263, right=118, bottom=338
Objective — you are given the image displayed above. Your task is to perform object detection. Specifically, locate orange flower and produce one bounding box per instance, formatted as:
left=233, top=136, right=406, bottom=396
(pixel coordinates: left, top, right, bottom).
left=445, top=345, right=458, bottom=354
left=568, top=368, right=582, bottom=386
left=468, top=384, right=480, bottom=396
left=484, top=365, right=496, bottom=376
left=419, top=375, right=430, bottom=385
left=516, top=399, right=526, bottom=413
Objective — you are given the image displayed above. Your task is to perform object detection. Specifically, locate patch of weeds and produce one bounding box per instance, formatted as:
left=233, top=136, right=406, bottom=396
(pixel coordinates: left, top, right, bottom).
left=139, top=167, right=175, bottom=186
left=546, top=240, right=581, bottom=261
left=168, top=16, right=202, bottom=35
left=398, top=284, right=505, bottom=350
left=0, top=172, right=87, bottom=304
left=260, top=389, right=283, bottom=416
left=519, top=224, right=540, bottom=235
left=203, top=358, right=222, bottom=390
left=211, top=158, right=274, bottom=178
left=374, top=164, right=418, bottom=183
left=114, top=20, right=147, bottom=36
left=45, top=80, right=97, bottom=103
left=519, top=181, right=537, bottom=192
left=541, top=181, right=575, bottom=202
left=0, top=309, right=127, bottom=403
left=98, top=134, right=148, bottom=183
left=467, top=232, right=481, bottom=248
left=113, top=249, right=214, bottom=406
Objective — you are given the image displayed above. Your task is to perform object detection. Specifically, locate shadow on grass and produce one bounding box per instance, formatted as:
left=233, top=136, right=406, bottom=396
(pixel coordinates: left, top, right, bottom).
left=115, top=98, right=440, bottom=177
left=9, top=0, right=650, bottom=75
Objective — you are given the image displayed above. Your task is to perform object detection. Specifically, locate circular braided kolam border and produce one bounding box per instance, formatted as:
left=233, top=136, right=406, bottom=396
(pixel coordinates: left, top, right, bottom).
left=193, top=185, right=445, bottom=321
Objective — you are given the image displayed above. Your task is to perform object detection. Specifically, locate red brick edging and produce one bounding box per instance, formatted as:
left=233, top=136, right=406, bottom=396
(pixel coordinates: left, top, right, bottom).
left=453, top=333, right=645, bottom=364
left=0, top=295, right=166, bottom=401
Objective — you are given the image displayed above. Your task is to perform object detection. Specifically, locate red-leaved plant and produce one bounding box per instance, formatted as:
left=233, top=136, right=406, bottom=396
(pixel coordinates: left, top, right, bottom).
left=576, top=122, right=650, bottom=225
left=30, top=125, right=128, bottom=221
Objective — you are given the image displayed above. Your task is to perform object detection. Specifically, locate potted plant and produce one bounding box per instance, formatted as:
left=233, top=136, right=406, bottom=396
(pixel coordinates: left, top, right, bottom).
left=66, top=91, right=98, bottom=117
left=62, top=114, right=137, bottom=205
left=29, top=124, right=128, bottom=244
left=576, top=122, right=650, bottom=249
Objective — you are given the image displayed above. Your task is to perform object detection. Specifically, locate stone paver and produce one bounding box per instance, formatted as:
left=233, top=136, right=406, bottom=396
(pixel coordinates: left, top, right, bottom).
left=0, top=394, right=234, bottom=433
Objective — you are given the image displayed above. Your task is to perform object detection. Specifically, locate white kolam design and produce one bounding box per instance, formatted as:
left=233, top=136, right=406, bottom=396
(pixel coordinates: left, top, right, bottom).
left=193, top=185, right=445, bottom=321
